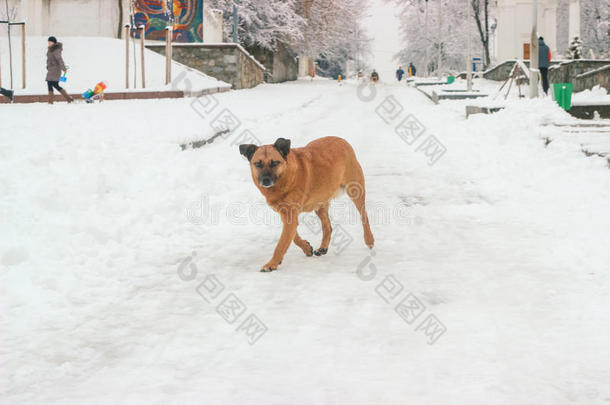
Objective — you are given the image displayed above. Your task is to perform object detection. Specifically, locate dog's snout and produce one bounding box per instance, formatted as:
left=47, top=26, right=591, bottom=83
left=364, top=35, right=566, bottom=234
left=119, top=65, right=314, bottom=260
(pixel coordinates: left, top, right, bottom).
left=259, top=173, right=275, bottom=188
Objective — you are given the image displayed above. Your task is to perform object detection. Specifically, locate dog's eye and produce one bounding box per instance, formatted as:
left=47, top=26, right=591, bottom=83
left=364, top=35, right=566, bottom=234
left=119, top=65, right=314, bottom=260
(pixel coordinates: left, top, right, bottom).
left=269, top=160, right=280, bottom=168
left=253, top=161, right=263, bottom=168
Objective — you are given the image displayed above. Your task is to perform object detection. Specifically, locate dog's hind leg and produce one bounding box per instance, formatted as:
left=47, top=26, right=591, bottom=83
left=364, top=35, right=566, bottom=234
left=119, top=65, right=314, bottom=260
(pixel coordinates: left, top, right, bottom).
left=345, top=171, right=374, bottom=249
left=294, top=231, right=314, bottom=256
left=314, top=203, right=332, bottom=256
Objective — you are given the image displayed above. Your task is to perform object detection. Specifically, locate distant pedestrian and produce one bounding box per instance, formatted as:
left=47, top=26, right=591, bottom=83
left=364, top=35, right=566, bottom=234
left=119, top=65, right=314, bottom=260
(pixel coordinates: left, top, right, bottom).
left=46, top=36, right=73, bottom=104
left=370, top=69, right=379, bottom=83
left=396, top=66, right=405, bottom=82
left=408, top=62, right=417, bottom=77
left=538, top=37, right=551, bottom=95
left=0, top=87, right=14, bottom=103
left=357, top=70, right=365, bottom=84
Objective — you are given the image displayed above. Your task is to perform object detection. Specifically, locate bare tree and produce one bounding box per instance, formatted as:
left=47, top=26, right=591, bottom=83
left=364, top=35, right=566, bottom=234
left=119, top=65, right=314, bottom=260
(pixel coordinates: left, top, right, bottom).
left=117, top=0, right=124, bottom=38
left=390, top=0, right=496, bottom=72
left=471, top=0, right=491, bottom=68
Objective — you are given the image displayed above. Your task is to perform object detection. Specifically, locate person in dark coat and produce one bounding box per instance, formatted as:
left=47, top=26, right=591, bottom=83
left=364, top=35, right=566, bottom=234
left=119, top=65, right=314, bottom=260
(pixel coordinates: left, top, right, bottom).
left=396, top=66, right=405, bottom=82
left=0, top=87, right=14, bottom=103
left=46, top=36, right=73, bottom=104
left=408, top=62, right=416, bottom=77
left=370, top=69, right=379, bottom=83
left=538, top=37, right=551, bottom=95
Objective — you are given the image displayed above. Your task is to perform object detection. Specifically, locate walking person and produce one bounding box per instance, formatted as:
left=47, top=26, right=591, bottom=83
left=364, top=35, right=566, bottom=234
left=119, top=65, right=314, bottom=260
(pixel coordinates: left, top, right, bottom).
left=408, top=62, right=417, bottom=77
left=396, top=66, right=405, bottom=82
left=370, top=69, right=379, bottom=83
left=0, top=87, right=14, bottom=103
left=538, top=37, right=551, bottom=95
left=46, top=36, right=73, bottom=104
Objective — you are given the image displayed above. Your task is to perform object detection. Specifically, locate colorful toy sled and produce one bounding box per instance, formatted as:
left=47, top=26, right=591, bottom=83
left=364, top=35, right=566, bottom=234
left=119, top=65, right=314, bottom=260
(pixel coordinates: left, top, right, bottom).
left=82, top=81, right=107, bottom=103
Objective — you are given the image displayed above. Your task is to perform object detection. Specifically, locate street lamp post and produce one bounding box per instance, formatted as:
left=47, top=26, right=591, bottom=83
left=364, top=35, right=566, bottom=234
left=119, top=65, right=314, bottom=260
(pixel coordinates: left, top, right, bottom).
left=232, top=2, right=239, bottom=43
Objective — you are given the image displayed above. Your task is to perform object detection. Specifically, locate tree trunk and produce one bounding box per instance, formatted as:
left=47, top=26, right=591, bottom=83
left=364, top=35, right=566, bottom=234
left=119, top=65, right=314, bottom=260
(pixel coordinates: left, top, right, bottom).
left=117, top=0, right=123, bottom=39
left=483, top=39, right=490, bottom=68
left=483, top=0, right=490, bottom=67
left=472, top=0, right=492, bottom=69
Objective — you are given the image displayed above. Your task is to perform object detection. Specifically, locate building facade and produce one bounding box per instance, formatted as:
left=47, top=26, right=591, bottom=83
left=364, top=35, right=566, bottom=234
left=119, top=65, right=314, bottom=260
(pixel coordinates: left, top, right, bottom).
left=496, top=0, right=558, bottom=60
left=496, top=0, right=581, bottom=61
left=4, top=0, right=220, bottom=43
left=6, top=0, right=126, bottom=38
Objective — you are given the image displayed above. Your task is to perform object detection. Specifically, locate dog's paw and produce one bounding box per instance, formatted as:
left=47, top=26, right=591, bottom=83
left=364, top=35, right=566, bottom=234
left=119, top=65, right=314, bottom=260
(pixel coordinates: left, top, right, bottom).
left=260, top=261, right=279, bottom=272
left=260, top=267, right=276, bottom=272
left=304, top=241, right=314, bottom=257
left=313, top=248, right=328, bottom=256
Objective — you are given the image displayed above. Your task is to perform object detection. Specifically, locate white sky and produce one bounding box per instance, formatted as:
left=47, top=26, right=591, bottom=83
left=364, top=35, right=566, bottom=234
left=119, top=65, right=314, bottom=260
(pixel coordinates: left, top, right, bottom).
left=363, top=0, right=402, bottom=82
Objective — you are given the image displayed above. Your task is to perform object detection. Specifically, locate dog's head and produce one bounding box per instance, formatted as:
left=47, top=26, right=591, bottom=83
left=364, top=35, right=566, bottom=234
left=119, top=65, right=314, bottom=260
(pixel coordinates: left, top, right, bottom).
left=239, top=138, right=291, bottom=189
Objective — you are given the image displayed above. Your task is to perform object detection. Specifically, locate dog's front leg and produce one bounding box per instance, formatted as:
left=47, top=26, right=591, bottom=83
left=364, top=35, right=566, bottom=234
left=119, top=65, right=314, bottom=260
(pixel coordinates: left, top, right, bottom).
left=261, top=208, right=299, bottom=272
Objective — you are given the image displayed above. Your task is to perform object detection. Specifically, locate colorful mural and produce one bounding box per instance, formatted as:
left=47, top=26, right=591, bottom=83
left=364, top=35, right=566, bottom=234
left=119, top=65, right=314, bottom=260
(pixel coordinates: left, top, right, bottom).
left=132, top=0, right=203, bottom=42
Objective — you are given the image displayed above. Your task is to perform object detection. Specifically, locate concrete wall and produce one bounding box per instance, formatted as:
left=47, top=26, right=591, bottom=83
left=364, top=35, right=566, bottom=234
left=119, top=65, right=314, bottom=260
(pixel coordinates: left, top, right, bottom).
left=246, top=43, right=298, bottom=83
left=147, top=43, right=265, bottom=89
left=569, top=104, right=610, bottom=120
left=484, top=60, right=561, bottom=80
left=298, top=56, right=315, bottom=77
left=572, top=64, right=610, bottom=92
left=548, top=60, right=610, bottom=86
left=203, top=5, right=223, bottom=44
left=484, top=59, right=610, bottom=92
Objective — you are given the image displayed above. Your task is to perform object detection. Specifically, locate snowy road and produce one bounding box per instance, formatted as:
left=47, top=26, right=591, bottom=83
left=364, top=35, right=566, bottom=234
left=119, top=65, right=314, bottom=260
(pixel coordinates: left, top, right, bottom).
left=2, top=79, right=610, bottom=404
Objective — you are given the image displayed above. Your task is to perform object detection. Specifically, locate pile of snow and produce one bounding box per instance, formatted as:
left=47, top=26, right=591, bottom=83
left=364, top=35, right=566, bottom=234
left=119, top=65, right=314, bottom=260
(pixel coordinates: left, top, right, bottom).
left=572, top=85, right=610, bottom=106
left=0, top=36, right=230, bottom=94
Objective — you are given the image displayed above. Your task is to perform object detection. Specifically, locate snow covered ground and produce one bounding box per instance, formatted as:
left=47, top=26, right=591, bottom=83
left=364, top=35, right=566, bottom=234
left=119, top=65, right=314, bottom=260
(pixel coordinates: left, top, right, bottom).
left=0, top=36, right=230, bottom=94
left=429, top=78, right=610, bottom=159
left=1, top=78, right=610, bottom=404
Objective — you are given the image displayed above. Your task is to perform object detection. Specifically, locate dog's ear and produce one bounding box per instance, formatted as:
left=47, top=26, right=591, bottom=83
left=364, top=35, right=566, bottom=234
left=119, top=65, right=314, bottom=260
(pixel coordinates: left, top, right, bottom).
left=239, top=144, right=258, bottom=161
left=273, top=138, right=291, bottom=159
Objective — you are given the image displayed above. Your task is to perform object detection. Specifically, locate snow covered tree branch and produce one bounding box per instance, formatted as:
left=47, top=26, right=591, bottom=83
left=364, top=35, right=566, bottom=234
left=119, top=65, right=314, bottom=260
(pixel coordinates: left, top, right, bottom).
left=471, top=0, right=491, bottom=68
left=207, top=0, right=305, bottom=51
left=207, top=0, right=371, bottom=76
left=300, top=0, right=372, bottom=73
left=390, top=0, right=486, bottom=74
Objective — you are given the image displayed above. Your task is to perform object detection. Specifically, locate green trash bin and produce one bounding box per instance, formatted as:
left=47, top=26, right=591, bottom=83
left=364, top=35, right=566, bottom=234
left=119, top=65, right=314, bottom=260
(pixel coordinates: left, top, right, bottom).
left=447, top=75, right=455, bottom=84
left=552, top=83, right=573, bottom=111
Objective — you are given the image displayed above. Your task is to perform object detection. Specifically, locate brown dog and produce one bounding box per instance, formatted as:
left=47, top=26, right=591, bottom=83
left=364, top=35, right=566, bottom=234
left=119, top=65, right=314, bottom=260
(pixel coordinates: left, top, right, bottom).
left=239, top=136, right=374, bottom=272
